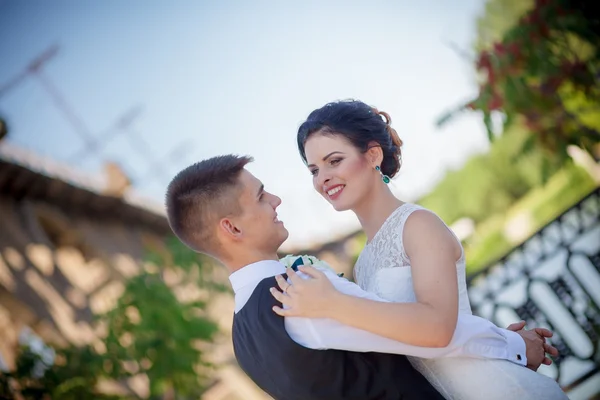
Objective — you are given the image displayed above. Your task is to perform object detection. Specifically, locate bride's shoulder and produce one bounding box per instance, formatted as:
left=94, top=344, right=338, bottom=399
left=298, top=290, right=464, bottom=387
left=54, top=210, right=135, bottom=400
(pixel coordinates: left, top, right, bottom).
left=391, top=203, right=448, bottom=233
left=401, top=206, right=461, bottom=254
left=391, top=203, right=436, bottom=220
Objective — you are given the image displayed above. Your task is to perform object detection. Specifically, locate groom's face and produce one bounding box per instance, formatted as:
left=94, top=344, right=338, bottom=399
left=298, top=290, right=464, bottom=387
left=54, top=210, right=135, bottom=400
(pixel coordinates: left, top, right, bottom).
left=234, top=169, right=289, bottom=251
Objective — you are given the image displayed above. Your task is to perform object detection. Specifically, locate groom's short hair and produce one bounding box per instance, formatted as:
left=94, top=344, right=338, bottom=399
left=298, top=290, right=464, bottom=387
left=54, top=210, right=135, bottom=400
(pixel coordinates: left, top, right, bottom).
left=165, top=154, right=253, bottom=256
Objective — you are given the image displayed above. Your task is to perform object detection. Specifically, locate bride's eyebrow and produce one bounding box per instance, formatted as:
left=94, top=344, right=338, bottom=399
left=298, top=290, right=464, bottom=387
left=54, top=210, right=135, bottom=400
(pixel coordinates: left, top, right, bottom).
left=307, top=151, right=345, bottom=168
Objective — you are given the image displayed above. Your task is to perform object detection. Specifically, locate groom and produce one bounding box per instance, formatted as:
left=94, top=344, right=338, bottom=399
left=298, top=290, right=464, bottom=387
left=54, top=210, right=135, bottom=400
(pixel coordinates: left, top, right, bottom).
left=165, top=155, right=556, bottom=400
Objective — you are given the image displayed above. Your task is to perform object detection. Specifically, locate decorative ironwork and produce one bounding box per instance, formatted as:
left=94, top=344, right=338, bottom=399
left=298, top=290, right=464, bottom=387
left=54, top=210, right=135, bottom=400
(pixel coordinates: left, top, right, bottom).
left=467, top=188, right=600, bottom=394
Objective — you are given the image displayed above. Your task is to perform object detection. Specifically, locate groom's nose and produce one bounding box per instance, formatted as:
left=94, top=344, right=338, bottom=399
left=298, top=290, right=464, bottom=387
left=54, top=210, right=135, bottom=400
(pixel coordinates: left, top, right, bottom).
left=271, top=193, right=282, bottom=208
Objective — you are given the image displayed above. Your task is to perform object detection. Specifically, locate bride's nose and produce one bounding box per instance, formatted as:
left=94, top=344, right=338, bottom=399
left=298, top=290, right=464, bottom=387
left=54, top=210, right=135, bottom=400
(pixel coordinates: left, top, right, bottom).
left=317, top=171, right=331, bottom=189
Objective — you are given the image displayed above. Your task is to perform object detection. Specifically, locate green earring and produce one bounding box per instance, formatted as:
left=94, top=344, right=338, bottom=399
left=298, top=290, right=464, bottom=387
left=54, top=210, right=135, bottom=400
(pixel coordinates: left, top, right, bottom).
left=375, top=166, right=390, bottom=184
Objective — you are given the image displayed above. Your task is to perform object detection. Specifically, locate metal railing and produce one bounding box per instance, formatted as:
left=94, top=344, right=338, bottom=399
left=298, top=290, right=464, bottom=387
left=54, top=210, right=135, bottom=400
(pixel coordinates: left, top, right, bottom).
left=467, top=188, right=600, bottom=394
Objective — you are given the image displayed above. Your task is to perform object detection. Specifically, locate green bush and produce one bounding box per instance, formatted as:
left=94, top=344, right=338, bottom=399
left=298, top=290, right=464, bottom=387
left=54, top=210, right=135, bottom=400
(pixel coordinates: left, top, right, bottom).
left=465, top=163, right=597, bottom=274
left=0, top=237, right=223, bottom=400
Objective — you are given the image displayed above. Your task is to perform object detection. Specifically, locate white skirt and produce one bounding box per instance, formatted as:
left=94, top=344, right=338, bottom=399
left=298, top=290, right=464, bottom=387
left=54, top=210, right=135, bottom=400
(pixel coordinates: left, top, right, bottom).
left=408, top=356, right=568, bottom=400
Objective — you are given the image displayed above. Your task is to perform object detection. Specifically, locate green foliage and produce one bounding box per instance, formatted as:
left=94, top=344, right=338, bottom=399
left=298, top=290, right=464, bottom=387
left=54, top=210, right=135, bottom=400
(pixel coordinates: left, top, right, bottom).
left=151, top=236, right=230, bottom=294
left=102, top=237, right=223, bottom=398
left=419, top=126, right=564, bottom=225
left=474, top=0, right=534, bottom=52
left=438, top=0, right=600, bottom=166
left=422, top=0, right=600, bottom=274
left=0, top=345, right=119, bottom=400
left=463, top=162, right=597, bottom=273
left=0, top=236, right=223, bottom=400
left=465, top=228, right=512, bottom=273
left=101, top=271, right=219, bottom=398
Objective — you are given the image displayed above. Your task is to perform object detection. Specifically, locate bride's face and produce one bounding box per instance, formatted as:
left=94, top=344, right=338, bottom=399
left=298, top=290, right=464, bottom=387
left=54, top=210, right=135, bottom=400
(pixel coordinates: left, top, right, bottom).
left=304, top=133, right=375, bottom=211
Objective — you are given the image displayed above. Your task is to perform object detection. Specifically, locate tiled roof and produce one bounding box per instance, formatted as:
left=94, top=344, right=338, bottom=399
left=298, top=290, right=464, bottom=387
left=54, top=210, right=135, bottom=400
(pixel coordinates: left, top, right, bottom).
left=0, top=141, right=169, bottom=232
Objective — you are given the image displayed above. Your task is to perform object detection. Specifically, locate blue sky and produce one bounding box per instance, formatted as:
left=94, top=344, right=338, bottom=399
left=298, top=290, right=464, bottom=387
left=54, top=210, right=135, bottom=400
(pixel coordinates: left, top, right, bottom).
left=0, top=0, right=492, bottom=249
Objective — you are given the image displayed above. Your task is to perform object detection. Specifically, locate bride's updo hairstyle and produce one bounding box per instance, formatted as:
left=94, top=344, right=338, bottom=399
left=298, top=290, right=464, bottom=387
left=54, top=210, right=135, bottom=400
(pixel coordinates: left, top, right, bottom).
left=297, top=99, right=403, bottom=178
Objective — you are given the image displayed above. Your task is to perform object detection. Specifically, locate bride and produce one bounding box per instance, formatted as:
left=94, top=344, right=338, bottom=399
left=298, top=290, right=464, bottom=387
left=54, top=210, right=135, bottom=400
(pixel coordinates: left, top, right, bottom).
left=271, top=100, right=567, bottom=399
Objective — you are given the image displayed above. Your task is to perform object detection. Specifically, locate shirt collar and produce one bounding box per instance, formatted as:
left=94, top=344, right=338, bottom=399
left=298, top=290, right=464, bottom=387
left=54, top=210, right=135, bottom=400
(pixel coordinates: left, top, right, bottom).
left=229, top=260, right=286, bottom=294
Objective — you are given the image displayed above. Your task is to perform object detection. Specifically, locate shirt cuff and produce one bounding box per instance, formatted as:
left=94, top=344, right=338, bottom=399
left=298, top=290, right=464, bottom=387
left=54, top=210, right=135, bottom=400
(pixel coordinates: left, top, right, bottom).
left=504, top=330, right=528, bottom=366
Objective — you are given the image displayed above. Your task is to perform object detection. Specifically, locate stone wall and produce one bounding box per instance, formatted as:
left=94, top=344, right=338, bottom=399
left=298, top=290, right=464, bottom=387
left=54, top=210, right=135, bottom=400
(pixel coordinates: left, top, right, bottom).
left=0, top=192, right=270, bottom=399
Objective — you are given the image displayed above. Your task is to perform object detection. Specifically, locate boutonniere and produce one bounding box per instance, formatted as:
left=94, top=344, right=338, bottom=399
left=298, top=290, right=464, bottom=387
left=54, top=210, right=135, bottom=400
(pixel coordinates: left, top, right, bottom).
left=279, top=254, right=344, bottom=277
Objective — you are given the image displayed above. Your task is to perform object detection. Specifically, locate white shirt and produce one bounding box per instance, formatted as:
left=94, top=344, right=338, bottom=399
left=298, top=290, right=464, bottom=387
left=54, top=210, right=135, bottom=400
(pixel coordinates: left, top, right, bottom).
left=229, top=260, right=528, bottom=366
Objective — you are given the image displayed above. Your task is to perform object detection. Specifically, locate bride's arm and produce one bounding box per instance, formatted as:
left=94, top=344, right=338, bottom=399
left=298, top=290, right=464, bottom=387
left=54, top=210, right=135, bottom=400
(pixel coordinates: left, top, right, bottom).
left=272, top=210, right=460, bottom=348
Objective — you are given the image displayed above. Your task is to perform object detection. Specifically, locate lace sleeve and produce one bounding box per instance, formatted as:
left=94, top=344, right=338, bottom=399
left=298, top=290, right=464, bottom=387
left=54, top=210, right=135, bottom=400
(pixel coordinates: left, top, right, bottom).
left=391, top=204, right=427, bottom=265
left=354, top=203, right=428, bottom=289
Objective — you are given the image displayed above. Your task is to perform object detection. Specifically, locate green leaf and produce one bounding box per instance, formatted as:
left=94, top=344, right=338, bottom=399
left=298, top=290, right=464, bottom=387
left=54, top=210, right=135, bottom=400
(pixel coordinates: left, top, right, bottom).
left=503, top=111, right=515, bottom=131
left=503, top=77, right=522, bottom=109
left=541, top=157, right=552, bottom=183
left=520, top=134, right=537, bottom=155
left=435, top=102, right=473, bottom=128
left=483, top=112, right=495, bottom=142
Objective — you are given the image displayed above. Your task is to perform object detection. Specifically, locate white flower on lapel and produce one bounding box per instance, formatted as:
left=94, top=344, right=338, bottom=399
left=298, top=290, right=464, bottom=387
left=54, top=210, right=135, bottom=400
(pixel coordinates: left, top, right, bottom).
left=279, top=254, right=343, bottom=277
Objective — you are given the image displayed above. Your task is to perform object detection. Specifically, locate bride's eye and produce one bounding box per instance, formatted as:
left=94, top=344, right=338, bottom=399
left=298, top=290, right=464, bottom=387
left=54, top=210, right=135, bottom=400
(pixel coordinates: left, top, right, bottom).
left=330, top=159, right=342, bottom=166
left=309, top=169, right=318, bottom=176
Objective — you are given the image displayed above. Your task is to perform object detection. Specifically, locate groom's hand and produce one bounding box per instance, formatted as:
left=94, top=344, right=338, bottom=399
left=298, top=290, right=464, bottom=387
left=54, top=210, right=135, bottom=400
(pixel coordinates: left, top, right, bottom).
left=507, top=321, right=559, bottom=371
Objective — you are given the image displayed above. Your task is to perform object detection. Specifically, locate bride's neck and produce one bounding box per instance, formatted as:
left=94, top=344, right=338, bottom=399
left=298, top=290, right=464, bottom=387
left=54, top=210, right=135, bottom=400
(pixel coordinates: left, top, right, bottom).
left=354, top=186, right=403, bottom=242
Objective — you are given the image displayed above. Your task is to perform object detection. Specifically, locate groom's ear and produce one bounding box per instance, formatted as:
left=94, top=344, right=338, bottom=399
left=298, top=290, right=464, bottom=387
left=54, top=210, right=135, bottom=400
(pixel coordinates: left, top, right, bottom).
left=218, top=217, right=243, bottom=241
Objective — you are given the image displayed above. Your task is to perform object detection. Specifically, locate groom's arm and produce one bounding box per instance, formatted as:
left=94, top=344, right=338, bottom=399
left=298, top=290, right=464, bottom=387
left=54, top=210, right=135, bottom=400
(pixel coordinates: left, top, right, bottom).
left=283, top=268, right=528, bottom=366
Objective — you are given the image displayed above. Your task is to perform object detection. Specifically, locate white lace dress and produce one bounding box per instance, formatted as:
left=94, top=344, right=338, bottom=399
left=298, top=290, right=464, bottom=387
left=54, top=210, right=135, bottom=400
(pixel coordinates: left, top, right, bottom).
left=354, top=203, right=567, bottom=400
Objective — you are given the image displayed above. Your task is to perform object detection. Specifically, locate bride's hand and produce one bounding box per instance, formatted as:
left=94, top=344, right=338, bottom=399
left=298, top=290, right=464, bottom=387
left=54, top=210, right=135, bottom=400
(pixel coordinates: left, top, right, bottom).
left=270, top=266, right=340, bottom=318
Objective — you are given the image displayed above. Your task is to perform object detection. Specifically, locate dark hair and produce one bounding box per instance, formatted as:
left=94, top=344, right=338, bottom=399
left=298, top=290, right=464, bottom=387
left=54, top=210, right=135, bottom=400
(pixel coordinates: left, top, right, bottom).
left=165, top=154, right=253, bottom=256
left=297, top=99, right=403, bottom=178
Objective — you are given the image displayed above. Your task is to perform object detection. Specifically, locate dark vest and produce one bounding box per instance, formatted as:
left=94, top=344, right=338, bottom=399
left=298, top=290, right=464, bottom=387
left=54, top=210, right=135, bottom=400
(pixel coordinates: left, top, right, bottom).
left=232, top=275, right=443, bottom=400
